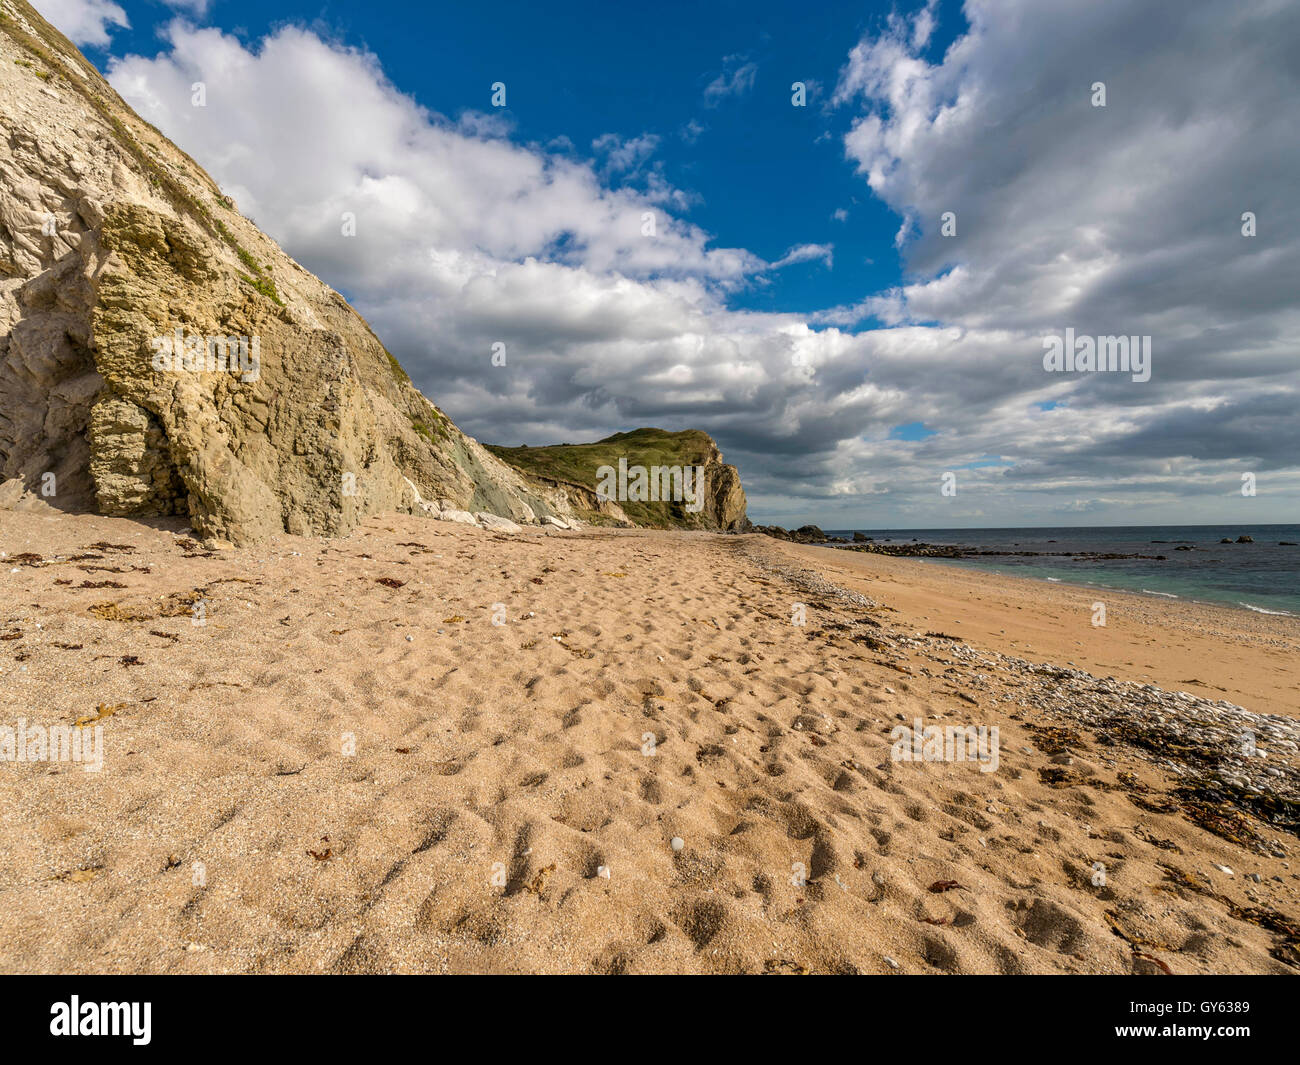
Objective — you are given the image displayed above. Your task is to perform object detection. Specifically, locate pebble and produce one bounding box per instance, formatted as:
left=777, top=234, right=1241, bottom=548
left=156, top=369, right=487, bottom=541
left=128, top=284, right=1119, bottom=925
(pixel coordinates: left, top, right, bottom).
left=1212, top=864, right=1234, bottom=876
left=940, top=643, right=1299, bottom=816
left=883, top=956, right=900, bottom=970
left=596, top=866, right=611, bottom=879
left=670, top=837, right=684, bottom=852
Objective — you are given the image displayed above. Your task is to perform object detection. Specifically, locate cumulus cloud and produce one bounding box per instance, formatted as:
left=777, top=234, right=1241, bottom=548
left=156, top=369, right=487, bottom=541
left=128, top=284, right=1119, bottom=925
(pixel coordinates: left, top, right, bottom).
left=815, top=0, right=1300, bottom=521
left=110, top=26, right=758, bottom=283
left=34, top=0, right=128, bottom=47
left=103, top=4, right=1300, bottom=526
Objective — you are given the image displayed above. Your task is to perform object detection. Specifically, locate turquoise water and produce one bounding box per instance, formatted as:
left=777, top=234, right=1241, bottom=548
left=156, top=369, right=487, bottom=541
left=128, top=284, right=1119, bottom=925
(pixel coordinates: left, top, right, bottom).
left=823, top=525, right=1300, bottom=616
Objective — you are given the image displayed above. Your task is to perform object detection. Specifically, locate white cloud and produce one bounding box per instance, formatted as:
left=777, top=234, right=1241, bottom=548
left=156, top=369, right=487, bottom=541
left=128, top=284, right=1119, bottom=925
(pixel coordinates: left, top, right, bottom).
left=770, top=243, right=833, bottom=270
left=680, top=118, right=706, bottom=144
left=33, top=0, right=128, bottom=47
left=911, top=0, right=938, bottom=50
left=703, top=58, right=757, bottom=107
left=592, top=132, right=659, bottom=175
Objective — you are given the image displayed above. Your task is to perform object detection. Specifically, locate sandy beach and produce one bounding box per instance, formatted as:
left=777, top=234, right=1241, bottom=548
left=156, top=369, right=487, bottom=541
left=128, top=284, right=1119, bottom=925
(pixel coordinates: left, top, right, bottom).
left=1, top=511, right=1297, bottom=974
left=777, top=543, right=1300, bottom=719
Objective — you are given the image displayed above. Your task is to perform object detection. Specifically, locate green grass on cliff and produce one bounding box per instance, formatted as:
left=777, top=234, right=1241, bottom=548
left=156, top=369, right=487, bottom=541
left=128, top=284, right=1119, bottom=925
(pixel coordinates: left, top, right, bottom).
left=486, top=428, right=721, bottom=528
left=217, top=220, right=284, bottom=305
left=410, top=410, right=451, bottom=446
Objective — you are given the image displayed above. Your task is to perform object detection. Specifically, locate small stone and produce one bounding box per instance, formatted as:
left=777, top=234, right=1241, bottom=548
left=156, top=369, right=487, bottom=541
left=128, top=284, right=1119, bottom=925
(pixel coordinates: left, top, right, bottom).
left=1212, top=863, right=1234, bottom=876
left=405, top=635, right=413, bottom=642
left=596, top=865, right=611, bottom=879
left=883, top=956, right=900, bottom=969
left=475, top=512, right=523, bottom=533
left=670, top=837, right=685, bottom=852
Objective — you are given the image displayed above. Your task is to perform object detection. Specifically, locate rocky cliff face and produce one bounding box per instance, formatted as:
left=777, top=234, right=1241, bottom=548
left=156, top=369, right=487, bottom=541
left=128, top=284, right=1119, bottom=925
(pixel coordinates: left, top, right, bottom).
left=705, top=461, right=749, bottom=533
left=486, top=428, right=750, bottom=532
left=0, top=0, right=559, bottom=543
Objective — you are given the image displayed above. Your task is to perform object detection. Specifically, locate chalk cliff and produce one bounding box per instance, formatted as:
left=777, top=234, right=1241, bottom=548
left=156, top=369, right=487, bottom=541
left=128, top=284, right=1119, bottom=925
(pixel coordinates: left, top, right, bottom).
left=0, top=0, right=560, bottom=543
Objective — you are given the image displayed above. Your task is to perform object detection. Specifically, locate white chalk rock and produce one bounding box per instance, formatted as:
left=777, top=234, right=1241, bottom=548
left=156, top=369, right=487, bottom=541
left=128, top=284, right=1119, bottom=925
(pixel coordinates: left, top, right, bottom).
left=476, top=512, right=523, bottom=533
left=437, top=508, right=480, bottom=526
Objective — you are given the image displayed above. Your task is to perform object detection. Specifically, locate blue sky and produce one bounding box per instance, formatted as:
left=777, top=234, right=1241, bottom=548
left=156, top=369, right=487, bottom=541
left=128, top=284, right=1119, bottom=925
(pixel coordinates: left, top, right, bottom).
left=35, top=0, right=1300, bottom=528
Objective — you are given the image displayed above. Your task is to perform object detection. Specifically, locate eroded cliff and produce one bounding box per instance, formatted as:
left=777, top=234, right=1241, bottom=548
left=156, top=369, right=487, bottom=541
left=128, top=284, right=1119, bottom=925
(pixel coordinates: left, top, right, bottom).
left=0, top=0, right=557, bottom=543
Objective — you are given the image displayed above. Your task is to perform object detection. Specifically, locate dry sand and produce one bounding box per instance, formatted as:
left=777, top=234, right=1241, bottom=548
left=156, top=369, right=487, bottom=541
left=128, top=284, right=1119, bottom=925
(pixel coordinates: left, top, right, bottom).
left=0, top=511, right=1296, bottom=974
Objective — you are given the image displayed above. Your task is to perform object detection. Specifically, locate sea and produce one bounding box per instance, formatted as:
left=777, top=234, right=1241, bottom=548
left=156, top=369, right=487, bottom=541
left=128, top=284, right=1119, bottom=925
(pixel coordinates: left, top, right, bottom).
left=821, top=524, right=1300, bottom=617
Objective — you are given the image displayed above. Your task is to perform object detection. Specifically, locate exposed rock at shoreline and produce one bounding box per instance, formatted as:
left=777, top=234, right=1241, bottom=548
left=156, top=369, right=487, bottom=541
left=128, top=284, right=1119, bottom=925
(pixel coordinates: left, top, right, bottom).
left=751, top=524, right=826, bottom=543
left=753, top=527, right=1172, bottom=561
